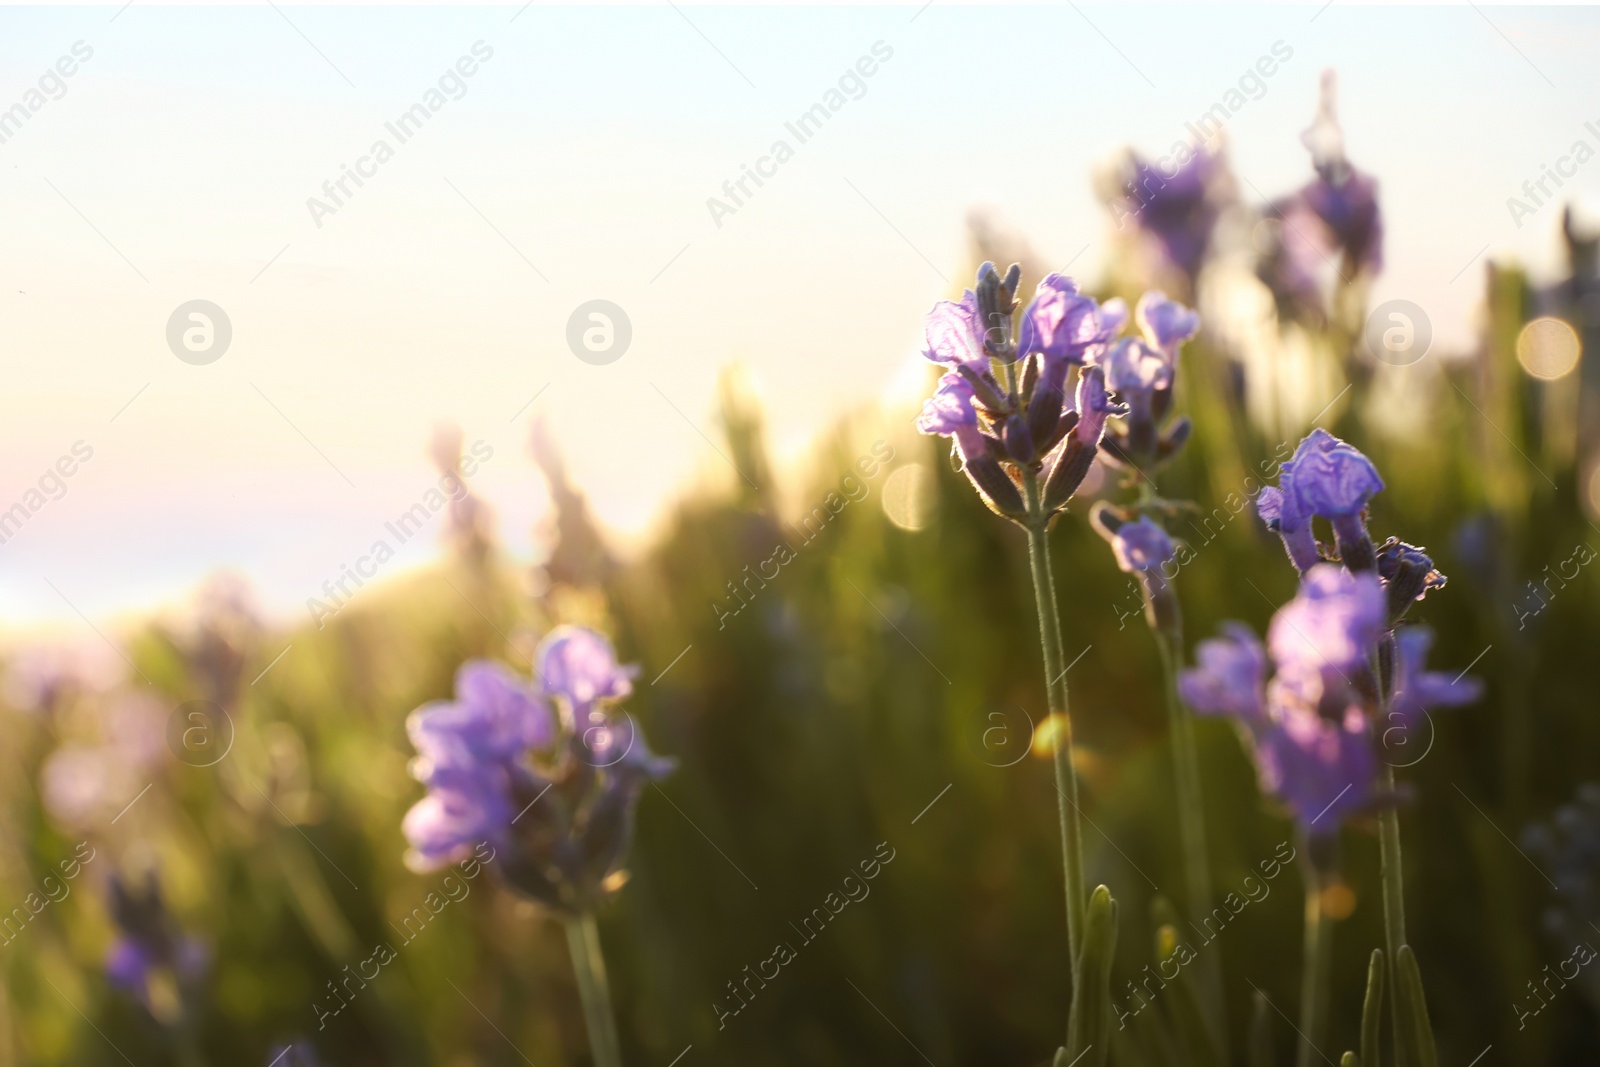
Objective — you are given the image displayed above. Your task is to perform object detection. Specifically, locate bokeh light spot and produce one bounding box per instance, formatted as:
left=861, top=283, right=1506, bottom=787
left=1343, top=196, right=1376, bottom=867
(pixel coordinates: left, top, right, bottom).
left=1516, top=317, right=1581, bottom=381
left=882, top=464, right=937, bottom=531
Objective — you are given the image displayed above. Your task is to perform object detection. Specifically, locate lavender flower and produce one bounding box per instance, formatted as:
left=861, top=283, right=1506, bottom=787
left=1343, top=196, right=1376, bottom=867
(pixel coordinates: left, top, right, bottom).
left=1098, top=292, right=1200, bottom=474
left=915, top=264, right=1122, bottom=521
left=1376, top=538, right=1447, bottom=624
left=1178, top=623, right=1268, bottom=724
left=1255, top=699, right=1377, bottom=833
left=1104, top=146, right=1230, bottom=286
left=1384, top=626, right=1484, bottom=740
left=1109, top=516, right=1175, bottom=576
left=1257, top=71, right=1383, bottom=324
left=1093, top=508, right=1180, bottom=631
left=1182, top=567, right=1385, bottom=835
left=1019, top=275, right=1105, bottom=442
left=1135, top=290, right=1201, bottom=361
left=923, top=290, right=992, bottom=373
left=1184, top=562, right=1480, bottom=837
left=104, top=872, right=208, bottom=1024
left=1267, top=564, right=1386, bottom=677
left=1262, top=429, right=1384, bottom=573
left=1298, top=70, right=1383, bottom=277
left=917, top=372, right=1024, bottom=516
left=402, top=627, right=673, bottom=916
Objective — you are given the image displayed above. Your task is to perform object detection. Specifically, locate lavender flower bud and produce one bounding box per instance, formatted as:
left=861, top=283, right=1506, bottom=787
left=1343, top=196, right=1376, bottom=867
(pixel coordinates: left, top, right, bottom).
left=1376, top=538, right=1447, bottom=625
left=1093, top=507, right=1179, bottom=633
left=1002, top=414, right=1036, bottom=465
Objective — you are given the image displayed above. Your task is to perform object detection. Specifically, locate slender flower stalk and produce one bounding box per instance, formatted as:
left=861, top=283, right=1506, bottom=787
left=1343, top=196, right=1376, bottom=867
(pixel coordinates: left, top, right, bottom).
left=1022, top=468, right=1087, bottom=959
left=1297, top=850, right=1334, bottom=1067
left=1089, top=289, right=1227, bottom=1046
left=565, top=912, right=624, bottom=1067
left=1152, top=621, right=1225, bottom=1034
left=917, top=264, right=1122, bottom=1051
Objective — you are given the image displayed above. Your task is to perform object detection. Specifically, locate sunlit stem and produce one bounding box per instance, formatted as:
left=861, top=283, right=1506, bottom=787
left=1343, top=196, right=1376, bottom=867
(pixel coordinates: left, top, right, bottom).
left=1371, top=645, right=1410, bottom=1066
left=1021, top=467, right=1087, bottom=968
left=565, top=912, right=624, bottom=1067
left=1297, top=852, right=1333, bottom=1067
left=1153, top=624, right=1227, bottom=1051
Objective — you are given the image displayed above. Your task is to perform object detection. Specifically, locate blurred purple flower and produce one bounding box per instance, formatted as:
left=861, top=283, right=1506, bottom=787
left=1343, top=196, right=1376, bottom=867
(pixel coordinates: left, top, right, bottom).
left=1268, top=564, right=1385, bottom=676
left=1299, top=71, right=1383, bottom=276
left=537, top=626, right=638, bottom=724
left=403, top=628, right=673, bottom=913
left=1182, top=566, right=1399, bottom=835
left=1385, top=627, right=1484, bottom=739
left=1108, top=146, right=1229, bottom=283
left=1179, top=623, right=1269, bottom=724
left=104, top=872, right=208, bottom=1022
left=1256, top=699, right=1377, bottom=834
left=1109, top=517, right=1175, bottom=575
left=1135, top=290, right=1200, bottom=359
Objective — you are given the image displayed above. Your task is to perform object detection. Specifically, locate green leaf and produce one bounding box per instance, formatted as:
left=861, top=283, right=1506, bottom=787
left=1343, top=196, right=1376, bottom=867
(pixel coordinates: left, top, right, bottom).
left=1394, top=946, right=1438, bottom=1067
left=1066, top=884, right=1119, bottom=1067
left=1360, top=948, right=1384, bottom=1067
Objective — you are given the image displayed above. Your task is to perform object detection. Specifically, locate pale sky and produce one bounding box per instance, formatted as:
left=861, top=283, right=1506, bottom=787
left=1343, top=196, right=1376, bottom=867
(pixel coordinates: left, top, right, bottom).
left=2, top=3, right=1597, bottom=629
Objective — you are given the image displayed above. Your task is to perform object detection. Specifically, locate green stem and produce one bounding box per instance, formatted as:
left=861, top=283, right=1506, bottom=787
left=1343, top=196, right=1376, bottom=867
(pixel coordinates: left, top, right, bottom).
left=1154, top=626, right=1227, bottom=1051
left=565, top=912, right=624, bottom=1067
left=1297, top=856, right=1333, bottom=1067
left=1021, top=470, right=1087, bottom=966
left=1372, top=642, right=1410, bottom=1067
left=1377, top=767, right=1409, bottom=1067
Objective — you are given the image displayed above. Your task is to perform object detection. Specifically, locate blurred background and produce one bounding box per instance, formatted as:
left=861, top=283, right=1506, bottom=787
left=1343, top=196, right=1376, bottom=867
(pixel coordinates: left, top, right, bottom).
left=3, top=2, right=1600, bottom=1065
